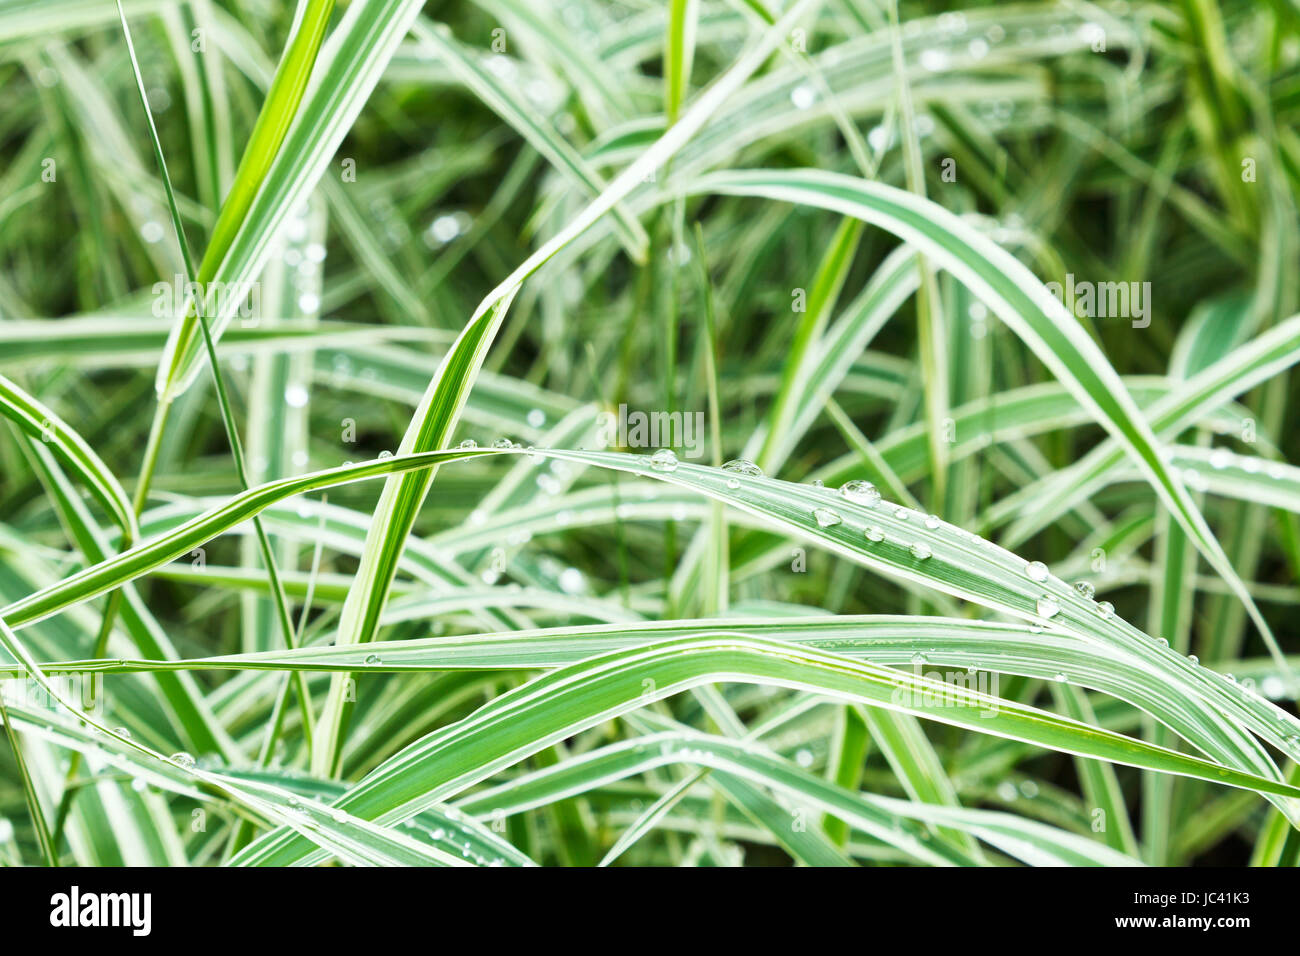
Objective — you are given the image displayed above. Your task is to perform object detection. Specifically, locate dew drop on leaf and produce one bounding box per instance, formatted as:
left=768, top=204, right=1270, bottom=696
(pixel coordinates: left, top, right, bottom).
left=812, top=507, right=842, bottom=528
left=649, top=449, right=679, bottom=472
left=839, top=479, right=880, bottom=506
left=721, top=458, right=762, bottom=477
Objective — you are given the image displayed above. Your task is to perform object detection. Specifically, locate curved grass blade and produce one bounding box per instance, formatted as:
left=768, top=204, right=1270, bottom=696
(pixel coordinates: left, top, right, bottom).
left=9, top=443, right=1298, bottom=786
left=0, top=617, right=475, bottom=867
left=155, top=0, right=424, bottom=401
left=0, top=372, right=137, bottom=541
left=153, top=0, right=335, bottom=399
left=309, top=0, right=818, bottom=777
left=234, top=634, right=1300, bottom=867
left=457, top=731, right=1141, bottom=866
left=688, top=167, right=1287, bottom=677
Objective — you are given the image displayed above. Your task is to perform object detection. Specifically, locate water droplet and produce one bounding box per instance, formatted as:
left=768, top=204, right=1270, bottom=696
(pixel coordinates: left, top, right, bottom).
left=812, top=507, right=842, bottom=528
left=839, top=480, right=881, bottom=507
left=112, top=726, right=132, bottom=739
left=1036, top=595, right=1060, bottom=618
left=790, top=84, right=816, bottom=109
left=492, top=437, right=514, bottom=449
left=1025, top=560, right=1049, bottom=582
left=458, top=439, right=477, bottom=449
left=864, top=526, right=885, bottom=542
left=910, top=651, right=928, bottom=665
left=284, top=384, right=309, bottom=408
left=1157, top=637, right=1169, bottom=647
left=428, top=213, right=465, bottom=244
left=526, top=408, right=546, bottom=428
left=919, top=48, right=950, bottom=71
left=1073, top=580, right=1095, bottom=600
left=649, top=449, right=679, bottom=472
left=894, top=507, right=911, bottom=520
left=1096, top=601, right=1114, bottom=619
left=726, top=478, right=739, bottom=489
left=1209, top=448, right=1232, bottom=470
left=1188, top=655, right=1199, bottom=665
left=909, top=542, right=932, bottom=560
left=721, top=458, right=762, bottom=477
left=794, top=748, right=814, bottom=767
left=1053, top=672, right=1067, bottom=683
left=924, top=514, right=941, bottom=529
left=364, top=654, right=380, bottom=664
left=169, top=752, right=196, bottom=769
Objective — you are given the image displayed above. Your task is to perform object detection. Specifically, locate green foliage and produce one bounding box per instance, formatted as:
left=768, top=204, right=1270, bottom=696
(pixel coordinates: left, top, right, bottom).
left=1, top=0, right=1298, bottom=866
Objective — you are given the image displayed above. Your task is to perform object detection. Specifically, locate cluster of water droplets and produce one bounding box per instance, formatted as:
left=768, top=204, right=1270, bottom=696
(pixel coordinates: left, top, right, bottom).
left=648, top=453, right=1236, bottom=666
left=1021, top=559, right=1117, bottom=627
